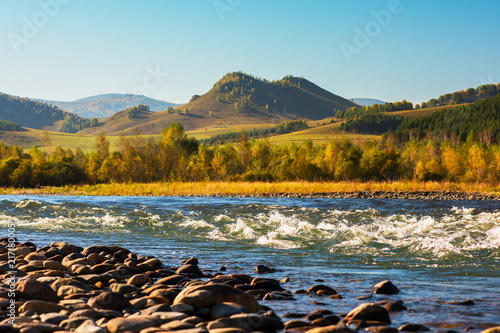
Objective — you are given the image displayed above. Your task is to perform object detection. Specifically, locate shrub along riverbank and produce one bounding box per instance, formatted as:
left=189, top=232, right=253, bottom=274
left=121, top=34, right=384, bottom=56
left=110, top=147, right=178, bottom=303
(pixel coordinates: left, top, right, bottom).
left=1, top=181, right=499, bottom=200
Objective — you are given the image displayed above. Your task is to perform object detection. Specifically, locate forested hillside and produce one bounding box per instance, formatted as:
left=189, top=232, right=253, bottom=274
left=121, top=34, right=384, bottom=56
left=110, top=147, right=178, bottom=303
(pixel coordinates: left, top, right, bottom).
left=0, top=93, right=98, bottom=133
left=394, top=94, right=500, bottom=142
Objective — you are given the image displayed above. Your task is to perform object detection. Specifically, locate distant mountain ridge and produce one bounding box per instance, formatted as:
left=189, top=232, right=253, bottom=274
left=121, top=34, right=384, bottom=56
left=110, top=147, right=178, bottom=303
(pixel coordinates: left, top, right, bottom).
left=33, top=94, right=180, bottom=118
left=352, top=98, right=387, bottom=106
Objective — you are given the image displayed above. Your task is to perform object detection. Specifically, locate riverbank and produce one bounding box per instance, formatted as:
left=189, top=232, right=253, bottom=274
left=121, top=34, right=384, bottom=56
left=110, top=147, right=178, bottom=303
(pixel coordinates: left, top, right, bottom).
left=2, top=240, right=499, bottom=333
left=1, top=181, right=499, bottom=200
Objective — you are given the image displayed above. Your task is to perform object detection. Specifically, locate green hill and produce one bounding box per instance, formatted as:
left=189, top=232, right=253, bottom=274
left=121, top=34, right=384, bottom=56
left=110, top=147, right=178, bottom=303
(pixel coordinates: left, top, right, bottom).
left=80, top=72, right=358, bottom=135
left=0, top=93, right=98, bottom=133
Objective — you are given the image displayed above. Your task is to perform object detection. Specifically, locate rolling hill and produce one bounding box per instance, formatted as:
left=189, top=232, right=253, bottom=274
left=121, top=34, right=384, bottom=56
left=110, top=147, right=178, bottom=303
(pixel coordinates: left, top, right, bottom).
left=0, top=92, right=97, bottom=133
left=80, top=72, right=359, bottom=135
left=33, top=94, right=180, bottom=119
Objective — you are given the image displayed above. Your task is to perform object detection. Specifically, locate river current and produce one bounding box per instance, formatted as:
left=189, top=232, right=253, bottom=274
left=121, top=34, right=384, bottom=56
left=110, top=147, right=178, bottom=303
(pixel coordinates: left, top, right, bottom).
left=1, top=195, right=499, bottom=330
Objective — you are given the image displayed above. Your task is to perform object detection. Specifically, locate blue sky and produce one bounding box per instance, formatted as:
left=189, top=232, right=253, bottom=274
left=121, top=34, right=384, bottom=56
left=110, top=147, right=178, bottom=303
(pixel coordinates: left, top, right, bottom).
left=1, top=0, right=499, bottom=104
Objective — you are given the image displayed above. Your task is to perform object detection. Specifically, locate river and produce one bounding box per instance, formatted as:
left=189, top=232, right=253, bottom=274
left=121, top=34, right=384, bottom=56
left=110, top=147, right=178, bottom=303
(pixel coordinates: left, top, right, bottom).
left=1, top=195, right=499, bottom=330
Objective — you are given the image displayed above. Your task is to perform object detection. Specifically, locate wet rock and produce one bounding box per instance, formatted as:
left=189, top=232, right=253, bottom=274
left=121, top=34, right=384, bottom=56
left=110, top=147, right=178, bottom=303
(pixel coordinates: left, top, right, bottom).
left=140, top=303, right=172, bottom=315
left=73, top=265, right=92, bottom=275
left=283, top=313, right=308, bottom=318
left=17, top=278, right=59, bottom=303
left=366, top=326, right=399, bottom=333
left=294, top=289, right=307, bottom=294
left=127, top=273, right=151, bottom=286
left=174, top=289, right=217, bottom=309
left=308, top=285, right=337, bottom=295
left=51, top=278, right=92, bottom=293
left=305, top=325, right=356, bottom=333
left=345, top=303, right=391, bottom=324
left=88, top=291, right=134, bottom=311
left=106, top=315, right=162, bottom=333
left=227, top=274, right=252, bottom=284
left=255, top=264, right=275, bottom=274
left=42, top=260, right=70, bottom=272
left=15, top=321, right=61, bottom=332
left=69, top=309, right=102, bottom=319
left=184, top=258, right=199, bottom=265
left=171, top=303, right=195, bottom=314
left=311, top=315, right=341, bottom=327
left=209, top=328, right=245, bottom=333
left=250, top=278, right=283, bottom=291
left=177, top=264, right=204, bottom=277
left=57, top=285, right=89, bottom=297
left=60, top=317, right=89, bottom=330
left=51, top=242, right=83, bottom=256
left=148, top=288, right=179, bottom=303
left=208, top=313, right=282, bottom=332
left=398, top=323, right=430, bottom=331
left=384, top=301, right=407, bottom=312
left=157, top=274, right=187, bottom=285
left=86, top=253, right=107, bottom=265
left=90, top=263, right=115, bottom=274
left=445, top=299, right=475, bottom=306
left=182, top=283, right=259, bottom=312
left=161, top=319, right=196, bottom=330
left=211, top=302, right=249, bottom=319
left=39, top=312, right=68, bottom=325
left=25, top=252, right=48, bottom=261
left=284, top=320, right=314, bottom=329
left=371, top=281, right=400, bottom=295
left=74, top=319, right=107, bottom=333
left=63, top=258, right=95, bottom=269
left=111, top=283, right=138, bottom=294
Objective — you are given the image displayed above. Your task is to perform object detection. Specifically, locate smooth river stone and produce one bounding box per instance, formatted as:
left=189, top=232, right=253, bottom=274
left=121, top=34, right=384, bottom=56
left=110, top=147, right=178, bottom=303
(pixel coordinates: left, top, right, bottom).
left=174, top=283, right=259, bottom=312
left=345, top=303, right=391, bottom=324
left=106, top=315, right=162, bottom=333
left=371, top=280, right=400, bottom=295
left=17, top=278, right=59, bottom=303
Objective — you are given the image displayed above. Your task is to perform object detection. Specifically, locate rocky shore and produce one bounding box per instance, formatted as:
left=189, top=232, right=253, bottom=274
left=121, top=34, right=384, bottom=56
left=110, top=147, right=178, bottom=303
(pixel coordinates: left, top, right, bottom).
left=2, top=188, right=500, bottom=201
left=191, top=191, right=500, bottom=201
left=1, top=239, right=499, bottom=333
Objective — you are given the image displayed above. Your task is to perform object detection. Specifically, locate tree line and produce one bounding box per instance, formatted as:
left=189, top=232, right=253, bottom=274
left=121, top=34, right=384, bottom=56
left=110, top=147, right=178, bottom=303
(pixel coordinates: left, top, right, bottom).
left=201, top=120, right=309, bottom=145
left=338, top=100, right=413, bottom=119
left=1, top=122, right=499, bottom=187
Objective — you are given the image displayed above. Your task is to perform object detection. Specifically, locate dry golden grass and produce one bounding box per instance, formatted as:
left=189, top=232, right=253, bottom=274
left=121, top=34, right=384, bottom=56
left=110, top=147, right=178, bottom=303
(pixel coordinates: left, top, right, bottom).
left=2, top=181, right=498, bottom=197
